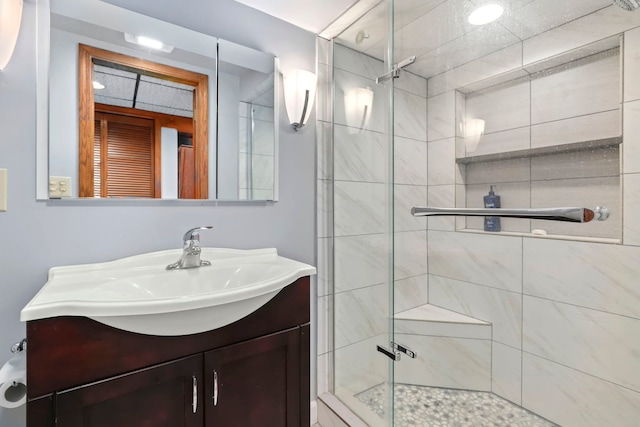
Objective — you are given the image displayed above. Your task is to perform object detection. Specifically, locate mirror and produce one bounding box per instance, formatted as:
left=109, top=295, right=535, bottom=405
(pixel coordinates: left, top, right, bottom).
left=38, top=0, right=279, bottom=201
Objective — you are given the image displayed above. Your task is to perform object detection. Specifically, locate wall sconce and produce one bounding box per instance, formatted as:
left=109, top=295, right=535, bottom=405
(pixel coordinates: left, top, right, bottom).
left=284, top=69, right=317, bottom=131
left=344, top=86, right=374, bottom=134
left=0, top=0, right=23, bottom=71
left=465, top=118, right=485, bottom=153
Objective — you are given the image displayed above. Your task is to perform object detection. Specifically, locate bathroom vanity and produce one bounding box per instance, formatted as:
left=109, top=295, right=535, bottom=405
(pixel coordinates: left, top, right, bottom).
left=25, top=276, right=311, bottom=427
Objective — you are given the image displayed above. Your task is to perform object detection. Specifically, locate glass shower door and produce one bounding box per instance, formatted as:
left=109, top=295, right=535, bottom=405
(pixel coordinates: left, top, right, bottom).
left=387, top=0, right=629, bottom=426
left=331, top=0, right=397, bottom=426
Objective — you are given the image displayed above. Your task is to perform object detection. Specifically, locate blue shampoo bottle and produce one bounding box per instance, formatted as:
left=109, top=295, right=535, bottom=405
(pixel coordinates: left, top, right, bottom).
left=484, top=185, right=501, bottom=232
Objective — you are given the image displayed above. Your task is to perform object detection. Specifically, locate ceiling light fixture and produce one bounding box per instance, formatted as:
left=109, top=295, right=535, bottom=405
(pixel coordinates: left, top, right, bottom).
left=92, top=81, right=105, bottom=90
left=468, top=4, right=504, bottom=26
left=124, top=33, right=174, bottom=53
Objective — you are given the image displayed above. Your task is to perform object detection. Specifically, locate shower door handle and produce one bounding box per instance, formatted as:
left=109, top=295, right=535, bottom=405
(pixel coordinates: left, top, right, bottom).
left=411, top=206, right=610, bottom=223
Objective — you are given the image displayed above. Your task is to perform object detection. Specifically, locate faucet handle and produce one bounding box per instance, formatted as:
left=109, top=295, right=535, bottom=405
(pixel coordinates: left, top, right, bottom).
left=183, top=226, right=213, bottom=243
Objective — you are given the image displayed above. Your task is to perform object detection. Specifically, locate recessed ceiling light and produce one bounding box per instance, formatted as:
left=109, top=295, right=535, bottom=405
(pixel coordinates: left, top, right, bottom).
left=468, top=4, right=504, bottom=26
left=124, top=33, right=174, bottom=53
left=93, top=81, right=105, bottom=90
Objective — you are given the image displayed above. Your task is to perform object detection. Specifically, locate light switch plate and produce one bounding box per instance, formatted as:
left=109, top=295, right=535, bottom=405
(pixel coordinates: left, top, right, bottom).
left=49, top=176, right=72, bottom=198
left=0, top=169, right=7, bottom=212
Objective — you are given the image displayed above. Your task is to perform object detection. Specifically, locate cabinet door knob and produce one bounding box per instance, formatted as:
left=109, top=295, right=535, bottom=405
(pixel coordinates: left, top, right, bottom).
left=213, top=370, right=219, bottom=406
left=192, top=376, right=198, bottom=414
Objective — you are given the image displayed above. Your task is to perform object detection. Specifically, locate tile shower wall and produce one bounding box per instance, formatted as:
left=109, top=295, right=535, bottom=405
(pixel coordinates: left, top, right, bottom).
left=318, top=16, right=640, bottom=427
left=424, top=26, right=640, bottom=427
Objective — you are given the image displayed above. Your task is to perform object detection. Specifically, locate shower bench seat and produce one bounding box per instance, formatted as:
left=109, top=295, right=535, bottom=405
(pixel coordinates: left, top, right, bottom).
left=393, top=304, right=493, bottom=392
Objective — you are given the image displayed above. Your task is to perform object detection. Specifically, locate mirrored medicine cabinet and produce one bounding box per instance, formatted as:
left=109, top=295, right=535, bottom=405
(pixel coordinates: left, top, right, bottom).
left=36, top=0, right=279, bottom=202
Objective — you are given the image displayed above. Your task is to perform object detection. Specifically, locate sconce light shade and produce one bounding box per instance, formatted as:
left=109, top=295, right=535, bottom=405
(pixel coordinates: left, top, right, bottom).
left=465, top=118, right=486, bottom=153
left=284, top=69, right=317, bottom=131
left=345, top=87, right=374, bottom=134
left=0, top=0, right=23, bottom=71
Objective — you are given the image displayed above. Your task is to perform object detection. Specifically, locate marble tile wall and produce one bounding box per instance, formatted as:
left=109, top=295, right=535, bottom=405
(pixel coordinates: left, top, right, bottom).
left=422, top=24, right=640, bottom=427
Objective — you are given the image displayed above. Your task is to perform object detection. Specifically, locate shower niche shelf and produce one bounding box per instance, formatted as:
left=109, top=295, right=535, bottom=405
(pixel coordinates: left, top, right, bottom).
left=456, top=136, right=622, bottom=165
left=452, top=39, right=622, bottom=241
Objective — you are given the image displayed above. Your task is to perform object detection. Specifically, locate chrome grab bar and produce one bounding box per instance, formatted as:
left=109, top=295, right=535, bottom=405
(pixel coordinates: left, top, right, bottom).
left=411, top=206, right=610, bottom=223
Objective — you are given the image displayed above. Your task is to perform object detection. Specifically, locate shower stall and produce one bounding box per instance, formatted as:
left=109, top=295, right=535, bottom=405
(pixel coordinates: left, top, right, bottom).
left=316, top=0, right=640, bottom=426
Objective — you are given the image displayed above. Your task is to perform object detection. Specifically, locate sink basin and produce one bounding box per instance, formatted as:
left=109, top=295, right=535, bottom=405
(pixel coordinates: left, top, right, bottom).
left=21, top=248, right=316, bottom=336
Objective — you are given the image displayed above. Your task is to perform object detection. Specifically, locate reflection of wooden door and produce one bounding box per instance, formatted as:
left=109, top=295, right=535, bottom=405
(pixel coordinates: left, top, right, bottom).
left=92, top=113, right=156, bottom=198
left=179, top=146, right=195, bottom=199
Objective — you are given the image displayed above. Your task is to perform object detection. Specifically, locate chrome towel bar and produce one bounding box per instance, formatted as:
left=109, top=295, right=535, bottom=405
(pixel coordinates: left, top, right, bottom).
left=411, top=206, right=610, bottom=223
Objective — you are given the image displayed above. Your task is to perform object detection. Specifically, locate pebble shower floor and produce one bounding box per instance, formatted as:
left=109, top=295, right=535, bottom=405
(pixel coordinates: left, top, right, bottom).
left=356, top=383, right=559, bottom=427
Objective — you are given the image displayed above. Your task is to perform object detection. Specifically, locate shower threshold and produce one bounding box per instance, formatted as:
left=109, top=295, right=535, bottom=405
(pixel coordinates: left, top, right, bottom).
left=356, top=383, right=559, bottom=427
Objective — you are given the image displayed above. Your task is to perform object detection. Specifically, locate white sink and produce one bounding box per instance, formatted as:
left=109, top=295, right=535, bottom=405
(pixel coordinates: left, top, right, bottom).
left=20, top=248, right=316, bottom=336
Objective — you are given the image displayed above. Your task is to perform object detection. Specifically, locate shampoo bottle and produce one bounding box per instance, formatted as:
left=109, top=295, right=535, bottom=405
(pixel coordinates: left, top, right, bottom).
left=484, top=185, right=501, bottom=232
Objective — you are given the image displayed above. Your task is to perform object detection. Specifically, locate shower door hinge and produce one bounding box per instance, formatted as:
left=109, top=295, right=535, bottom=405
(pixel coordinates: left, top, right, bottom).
left=377, top=344, right=401, bottom=361
left=377, top=342, right=417, bottom=361
left=376, top=56, right=416, bottom=84
left=392, top=342, right=417, bottom=358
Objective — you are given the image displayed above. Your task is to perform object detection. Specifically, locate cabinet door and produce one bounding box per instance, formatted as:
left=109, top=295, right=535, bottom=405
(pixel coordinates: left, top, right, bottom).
left=56, top=354, right=203, bottom=427
left=205, top=327, right=301, bottom=427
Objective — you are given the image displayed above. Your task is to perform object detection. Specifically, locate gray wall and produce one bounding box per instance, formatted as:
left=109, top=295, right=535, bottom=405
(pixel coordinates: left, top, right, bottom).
left=0, top=1, right=316, bottom=425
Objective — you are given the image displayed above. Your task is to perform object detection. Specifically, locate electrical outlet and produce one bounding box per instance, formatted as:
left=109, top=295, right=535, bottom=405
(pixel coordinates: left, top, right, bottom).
left=49, top=176, right=72, bottom=198
left=0, top=169, right=6, bottom=212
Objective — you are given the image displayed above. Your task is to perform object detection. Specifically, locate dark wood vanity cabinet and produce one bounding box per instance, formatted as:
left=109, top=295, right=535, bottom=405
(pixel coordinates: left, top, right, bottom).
left=26, top=277, right=311, bottom=427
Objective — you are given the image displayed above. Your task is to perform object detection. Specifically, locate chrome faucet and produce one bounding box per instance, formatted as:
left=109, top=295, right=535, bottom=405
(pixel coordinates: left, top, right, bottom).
left=166, top=226, right=213, bottom=270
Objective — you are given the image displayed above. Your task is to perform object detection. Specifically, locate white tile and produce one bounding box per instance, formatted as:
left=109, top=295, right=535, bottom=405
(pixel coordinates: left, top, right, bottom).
left=317, top=63, right=331, bottom=123
left=334, top=181, right=387, bottom=237
left=394, top=274, right=429, bottom=313
left=531, top=146, right=620, bottom=181
left=428, top=43, right=524, bottom=98
left=317, top=352, right=332, bottom=395
left=500, top=0, right=606, bottom=40
left=395, top=318, right=491, bottom=340
left=428, top=138, right=456, bottom=185
left=624, top=173, right=640, bottom=245
left=429, top=275, right=523, bottom=349
left=251, top=154, right=274, bottom=190
left=523, top=352, right=640, bottom=427
left=334, top=43, right=384, bottom=80
left=624, top=27, right=640, bottom=102
left=317, top=180, right=333, bottom=239
left=464, top=127, right=531, bottom=157
left=394, top=185, right=428, bottom=232
left=394, top=334, right=491, bottom=391
left=394, top=88, right=427, bottom=141
left=317, top=237, right=333, bottom=297
left=394, top=230, right=428, bottom=281
left=334, top=125, right=387, bottom=183
left=524, top=296, right=640, bottom=393
left=427, top=230, right=523, bottom=293
left=317, top=121, right=332, bottom=180
left=523, top=238, right=640, bottom=319
left=466, top=80, right=531, bottom=134
left=428, top=91, right=456, bottom=142
left=523, top=5, right=639, bottom=65
left=334, top=335, right=389, bottom=395
left=395, top=136, right=428, bottom=185
left=492, top=342, right=522, bottom=405
left=317, top=36, right=330, bottom=66
left=395, top=70, right=427, bottom=99
left=465, top=157, right=531, bottom=184
left=395, top=303, right=489, bottom=325
left=318, top=295, right=332, bottom=355
left=334, top=234, right=389, bottom=292
left=530, top=176, right=620, bottom=239
left=455, top=184, right=467, bottom=230
left=427, top=185, right=456, bottom=231
left=335, top=284, right=389, bottom=349
left=623, top=100, right=640, bottom=174
left=318, top=397, right=351, bottom=427
left=531, top=110, right=621, bottom=149
left=531, top=50, right=620, bottom=125
left=455, top=91, right=466, bottom=138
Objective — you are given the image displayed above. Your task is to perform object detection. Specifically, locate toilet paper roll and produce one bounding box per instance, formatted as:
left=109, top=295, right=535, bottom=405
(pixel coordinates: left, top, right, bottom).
left=0, top=352, right=26, bottom=408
